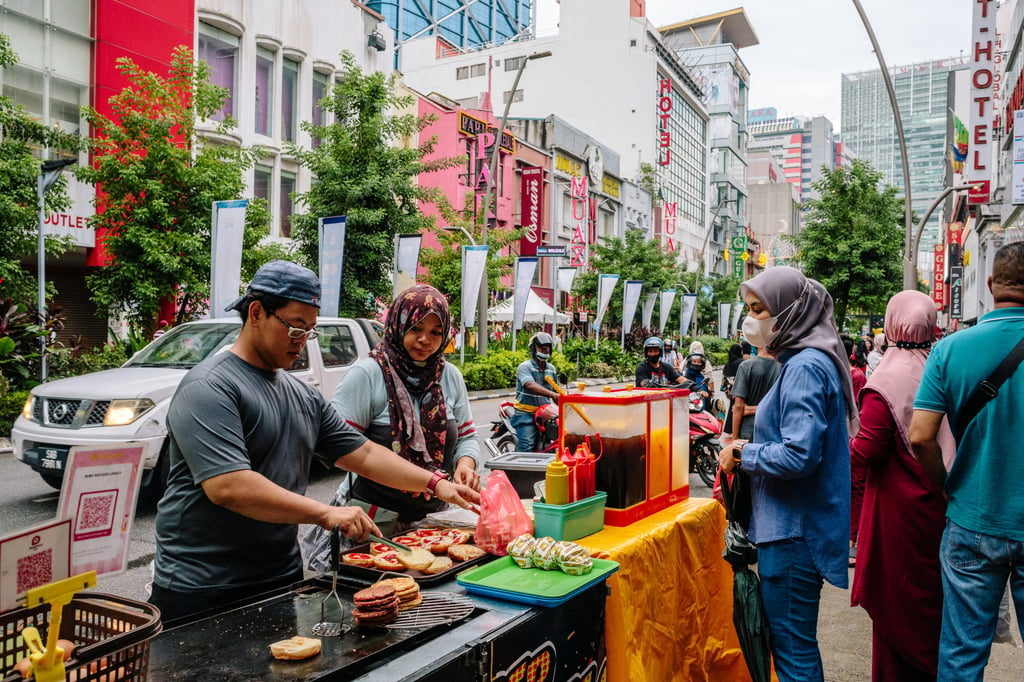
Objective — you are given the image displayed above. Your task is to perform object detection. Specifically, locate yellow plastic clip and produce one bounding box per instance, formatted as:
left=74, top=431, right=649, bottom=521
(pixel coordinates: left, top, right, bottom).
left=21, top=571, right=97, bottom=682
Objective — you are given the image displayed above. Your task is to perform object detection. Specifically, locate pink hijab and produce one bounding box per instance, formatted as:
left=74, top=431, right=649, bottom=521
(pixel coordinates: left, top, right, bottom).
left=864, top=290, right=957, bottom=470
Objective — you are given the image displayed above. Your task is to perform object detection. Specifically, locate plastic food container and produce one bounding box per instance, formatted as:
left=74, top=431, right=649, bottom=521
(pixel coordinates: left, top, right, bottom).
left=532, top=492, right=607, bottom=541
left=484, top=451, right=555, bottom=498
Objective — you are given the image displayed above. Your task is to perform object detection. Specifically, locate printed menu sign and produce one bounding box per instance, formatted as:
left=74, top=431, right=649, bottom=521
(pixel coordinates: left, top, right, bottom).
left=0, top=518, right=71, bottom=612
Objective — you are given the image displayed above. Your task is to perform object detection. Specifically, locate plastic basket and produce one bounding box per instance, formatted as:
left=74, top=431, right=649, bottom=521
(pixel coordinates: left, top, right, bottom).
left=533, top=492, right=607, bottom=541
left=0, top=593, right=161, bottom=682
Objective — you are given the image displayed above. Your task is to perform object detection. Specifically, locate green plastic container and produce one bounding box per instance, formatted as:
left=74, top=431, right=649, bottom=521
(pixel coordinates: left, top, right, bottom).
left=532, top=491, right=607, bottom=541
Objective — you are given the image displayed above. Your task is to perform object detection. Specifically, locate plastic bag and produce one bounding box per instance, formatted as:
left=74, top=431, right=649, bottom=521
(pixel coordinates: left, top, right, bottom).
left=475, top=471, right=534, bottom=556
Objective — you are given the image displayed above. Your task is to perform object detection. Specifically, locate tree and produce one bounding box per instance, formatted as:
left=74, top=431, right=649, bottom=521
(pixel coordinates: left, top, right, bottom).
left=417, top=197, right=522, bottom=325
left=290, top=52, right=462, bottom=317
left=0, top=34, right=81, bottom=304
left=796, top=159, right=905, bottom=329
left=77, top=46, right=278, bottom=328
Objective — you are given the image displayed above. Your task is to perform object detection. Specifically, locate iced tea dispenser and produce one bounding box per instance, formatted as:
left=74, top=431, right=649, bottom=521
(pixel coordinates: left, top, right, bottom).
left=560, top=387, right=689, bottom=526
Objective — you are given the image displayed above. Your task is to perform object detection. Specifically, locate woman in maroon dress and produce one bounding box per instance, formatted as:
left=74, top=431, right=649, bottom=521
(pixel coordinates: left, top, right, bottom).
left=850, top=290, right=956, bottom=681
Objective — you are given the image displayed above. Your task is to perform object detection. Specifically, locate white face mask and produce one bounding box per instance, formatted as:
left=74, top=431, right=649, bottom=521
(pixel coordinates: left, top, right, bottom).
left=742, top=315, right=775, bottom=349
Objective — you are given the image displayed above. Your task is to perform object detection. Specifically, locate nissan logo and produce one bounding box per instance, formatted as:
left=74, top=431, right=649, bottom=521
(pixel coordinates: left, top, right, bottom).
left=52, top=403, right=69, bottom=420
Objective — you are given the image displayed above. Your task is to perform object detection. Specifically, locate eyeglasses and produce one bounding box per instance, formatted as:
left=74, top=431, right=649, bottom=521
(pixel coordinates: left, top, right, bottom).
left=269, top=311, right=319, bottom=340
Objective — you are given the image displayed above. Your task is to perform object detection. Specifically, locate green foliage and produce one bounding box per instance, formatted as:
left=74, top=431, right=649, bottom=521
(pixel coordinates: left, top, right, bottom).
left=46, top=342, right=129, bottom=380
left=561, top=337, right=633, bottom=379
left=419, top=197, right=522, bottom=324
left=290, top=52, right=463, bottom=316
left=0, top=33, right=82, bottom=303
left=0, top=300, right=67, bottom=390
left=76, top=46, right=266, bottom=328
left=456, top=349, right=578, bottom=391
left=796, top=159, right=906, bottom=328
left=0, top=388, right=30, bottom=436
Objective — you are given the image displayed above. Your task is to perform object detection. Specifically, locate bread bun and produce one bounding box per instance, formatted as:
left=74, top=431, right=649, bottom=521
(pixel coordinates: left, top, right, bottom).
left=372, top=552, right=405, bottom=571
left=448, top=544, right=487, bottom=562
left=422, top=555, right=453, bottom=574
left=341, top=552, right=374, bottom=568
left=270, top=636, right=322, bottom=660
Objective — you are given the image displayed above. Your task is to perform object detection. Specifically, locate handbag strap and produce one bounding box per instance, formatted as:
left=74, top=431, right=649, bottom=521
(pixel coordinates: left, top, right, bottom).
left=954, top=335, right=1024, bottom=441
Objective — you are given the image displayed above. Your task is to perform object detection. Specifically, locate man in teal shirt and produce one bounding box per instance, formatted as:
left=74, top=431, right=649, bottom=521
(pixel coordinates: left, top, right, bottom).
left=911, top=241, right=1024, bottom=681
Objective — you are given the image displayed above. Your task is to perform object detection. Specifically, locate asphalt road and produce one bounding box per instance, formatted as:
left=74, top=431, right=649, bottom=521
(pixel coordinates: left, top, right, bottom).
left=1, top=385, right=1021, bottom=679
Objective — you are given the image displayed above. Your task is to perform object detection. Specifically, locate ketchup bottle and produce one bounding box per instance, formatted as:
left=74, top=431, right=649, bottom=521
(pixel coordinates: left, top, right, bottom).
left=558, top=447, right=579, bottom=503
left=575, top=441, right=595, bottom=499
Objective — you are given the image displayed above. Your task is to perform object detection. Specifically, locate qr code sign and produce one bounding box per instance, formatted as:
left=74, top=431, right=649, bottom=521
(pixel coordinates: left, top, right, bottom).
left=74, top=490, right=118, bottom=541
left=17, top=549, right=53, bottom=594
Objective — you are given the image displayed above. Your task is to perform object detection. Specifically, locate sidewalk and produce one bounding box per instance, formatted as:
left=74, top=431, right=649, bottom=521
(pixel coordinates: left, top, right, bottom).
left=466, top=376, right=623, bottom=402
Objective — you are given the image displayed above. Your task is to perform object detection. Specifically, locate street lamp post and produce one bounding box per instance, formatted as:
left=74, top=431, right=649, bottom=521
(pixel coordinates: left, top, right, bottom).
left=691, top=198, right=735, bottom=338
left=912, top=184, right=979, bottom=258
left=37, top=159, right=76, bottom=382
left=477, top=49, right=552, bottom=356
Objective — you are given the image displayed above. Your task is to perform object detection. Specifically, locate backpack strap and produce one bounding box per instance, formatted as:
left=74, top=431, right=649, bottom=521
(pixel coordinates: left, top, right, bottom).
left=954, top=335, right=1024, bottom=441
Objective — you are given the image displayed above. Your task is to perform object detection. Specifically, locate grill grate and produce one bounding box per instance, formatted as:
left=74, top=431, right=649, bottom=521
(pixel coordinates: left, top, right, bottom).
left=386, top=592, right=475, bottom=630
left=45, top=398, right=81, bottom=426
left=32, top=398, right=43, bottom=421
left=86, top=400, right=110, bottom=425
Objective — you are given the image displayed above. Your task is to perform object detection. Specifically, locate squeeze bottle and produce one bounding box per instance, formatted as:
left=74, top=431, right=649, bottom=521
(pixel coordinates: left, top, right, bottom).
left=545, top=458, right=570, bottom=505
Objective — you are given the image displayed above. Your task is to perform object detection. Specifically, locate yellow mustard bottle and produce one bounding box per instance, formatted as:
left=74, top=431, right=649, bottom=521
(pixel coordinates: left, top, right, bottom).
left=545, top=458, right=570, bottom=505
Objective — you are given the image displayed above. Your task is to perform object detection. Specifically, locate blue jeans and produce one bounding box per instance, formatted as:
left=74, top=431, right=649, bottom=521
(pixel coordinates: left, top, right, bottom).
left=510, top=409, right=539, bottom=452
left=758, top=538, right=825, bottom=682
left=938, top=519, right=1024, bottom=681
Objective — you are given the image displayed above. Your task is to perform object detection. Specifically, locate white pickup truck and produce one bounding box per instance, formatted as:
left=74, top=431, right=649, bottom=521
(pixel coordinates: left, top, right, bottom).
left=12, top=317, right=381, bottom=493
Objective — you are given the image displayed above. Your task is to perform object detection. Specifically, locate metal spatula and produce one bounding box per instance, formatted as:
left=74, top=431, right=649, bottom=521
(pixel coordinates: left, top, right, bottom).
left=312, top=525, right=347, bottom=636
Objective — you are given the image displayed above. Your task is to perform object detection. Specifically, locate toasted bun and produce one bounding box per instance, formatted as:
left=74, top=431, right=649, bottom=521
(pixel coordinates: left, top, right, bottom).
left=341, top=552, right=374, bottom=568
left=372, top=552, right=406, bottom=571
left=270, top=636, right=322, bottom=660
left=448, top=544, right=487, bottom=562
left=421, top=555, right=453, bottom=574
left=394, top=547, right=435, bottom=571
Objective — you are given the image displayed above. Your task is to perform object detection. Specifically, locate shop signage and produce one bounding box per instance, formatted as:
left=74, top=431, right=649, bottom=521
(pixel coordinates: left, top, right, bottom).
left=657, top=78, right=673, bottom=166
left=950, top=265, right=964, bottom=319
left=663, top=201, right=678, bottom=253
left=569, top=177, right=588, bottom=267
left=948, top=221, right=963, bottom=264
left=967, top=0, right=996, bottom=203
left=519, top=167, right=543, bottom=257
left=44, top=213, right=95, bottom=248
left=933, top=244, right=946, bottom=306
left=1013, top=110, right=1024, bottom=205
left=555, top=152, right=583, bottom=177
left=458, top=111, right=515, bottom=153
left=601, top=174, right=620, bottom=198
left=536, top=245, right=567, bottom=256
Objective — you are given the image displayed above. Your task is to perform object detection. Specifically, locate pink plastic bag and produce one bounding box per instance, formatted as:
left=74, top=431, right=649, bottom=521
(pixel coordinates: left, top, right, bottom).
left=475, top=471, right=534, bottom=556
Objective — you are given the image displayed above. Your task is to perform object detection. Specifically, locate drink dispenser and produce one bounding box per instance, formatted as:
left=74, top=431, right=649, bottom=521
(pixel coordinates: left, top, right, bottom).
left=559, top=387, right=690, bottom=526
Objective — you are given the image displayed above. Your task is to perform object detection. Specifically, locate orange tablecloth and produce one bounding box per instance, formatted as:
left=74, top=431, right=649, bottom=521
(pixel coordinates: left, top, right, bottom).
left=577, top=497, right=751, bottom=682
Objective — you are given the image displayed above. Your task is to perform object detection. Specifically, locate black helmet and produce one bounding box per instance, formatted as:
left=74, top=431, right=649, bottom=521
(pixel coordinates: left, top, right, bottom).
left=529, top=332, right=554, bottom=362
left=643, top=336, right=663, bottom=365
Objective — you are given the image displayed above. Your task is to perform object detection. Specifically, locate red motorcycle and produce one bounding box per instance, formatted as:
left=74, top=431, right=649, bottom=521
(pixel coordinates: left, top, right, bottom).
left=486, top=402, right=560, bottom=455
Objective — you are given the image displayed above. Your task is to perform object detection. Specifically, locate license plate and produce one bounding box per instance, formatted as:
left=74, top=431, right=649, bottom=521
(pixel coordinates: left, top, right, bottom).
left=33, top=446, right=69, bottom=470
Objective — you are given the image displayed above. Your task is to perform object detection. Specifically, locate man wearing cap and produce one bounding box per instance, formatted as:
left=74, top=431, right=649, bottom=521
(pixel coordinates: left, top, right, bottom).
left=150, top=261, right=480, bottom=623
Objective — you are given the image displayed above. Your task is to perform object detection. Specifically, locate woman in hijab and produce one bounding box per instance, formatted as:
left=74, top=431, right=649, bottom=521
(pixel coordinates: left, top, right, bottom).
left=850, top=290, right=954, bottom=681
left=718, top=266, right=856, bottom=682
left=301, top=285, right=481, bottom=571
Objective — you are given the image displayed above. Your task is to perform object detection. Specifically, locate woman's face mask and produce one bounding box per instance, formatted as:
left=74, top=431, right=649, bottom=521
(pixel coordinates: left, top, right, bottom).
left=742, top=294, right=800, bottom=349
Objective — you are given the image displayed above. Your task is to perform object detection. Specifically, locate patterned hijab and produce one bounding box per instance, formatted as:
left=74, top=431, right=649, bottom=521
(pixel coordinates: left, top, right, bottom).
left=741, top=266, right=859, bottom=435
left=370, top=285, right=452, bottom=467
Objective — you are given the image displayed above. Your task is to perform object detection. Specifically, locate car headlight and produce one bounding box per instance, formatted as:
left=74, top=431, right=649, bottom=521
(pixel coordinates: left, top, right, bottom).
left=104, top=399, right=156, bottom=426
left=22, top=395, right=34, bottom=420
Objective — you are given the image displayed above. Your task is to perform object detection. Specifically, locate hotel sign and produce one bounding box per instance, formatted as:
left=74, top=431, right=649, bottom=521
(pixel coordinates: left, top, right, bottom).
left=968, top=0, right=996, bottom=203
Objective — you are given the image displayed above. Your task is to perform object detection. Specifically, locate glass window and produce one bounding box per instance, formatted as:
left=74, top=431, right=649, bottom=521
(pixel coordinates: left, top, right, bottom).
left=311, top=71, right=329, bottom=147
left=282, top=58, right=299, bottom=143
left=505, top=57, right=523, bottom=72
left=51, top=0, right=91, bottom=35
left=280, top=170, right=296, bottom=238
left=255, top=47, right=274, bottom=136
left=318, top=325, right=358, bottom=367
left=253, top=164, right=272, bottom=202
left=456, top=66, right=469, bottom=80
left=198, top=22, right=238, bottom=120
left=502, top=89, right=523, bottom=104
left=287, top=344, right=310, bottom=372
left=470, top=63, right=486, bottom=77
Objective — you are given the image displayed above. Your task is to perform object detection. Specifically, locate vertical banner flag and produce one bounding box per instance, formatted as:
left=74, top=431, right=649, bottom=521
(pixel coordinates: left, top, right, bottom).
left=393, top=234, right=422, bottom=298
left=318, top=216, right=346, bottom=318
left=1013, top=110, right=1024, bottom=205
left=593, top=274, right=620, bottom=337
left=950, top=109, right=968, bottom=173
left=461, top=245, right=489, bottom=328
left=967, top=0, right=996, bottom=204
left=658, top=289, right=676, bottom=334
left=557, top=266, right=578, bottom=300
left=731, top=301, right=745, bottom=336
left=621, top=280, right=644, bottom=345
left=512, top=257, right=539, bottom=332
left=679, top=293, right=697, bottom=338
left=642, top=292, right=657, bottom=330
left=519, top=167, right=543, bottom=256
left=718, top=302, right=731, bottom=338
left=210, top=199, right=248, bottom=318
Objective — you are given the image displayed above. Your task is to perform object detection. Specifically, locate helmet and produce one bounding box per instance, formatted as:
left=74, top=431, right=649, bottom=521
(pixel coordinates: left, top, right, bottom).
left=664, top=339, right=675, bottom=351
left=689, top=341, right=705, bottom=356
left=643, top=337, right=663, bottom=365
left=534, top=403, right=559, bottom=438
left=529, top=332, right=554, bottom=362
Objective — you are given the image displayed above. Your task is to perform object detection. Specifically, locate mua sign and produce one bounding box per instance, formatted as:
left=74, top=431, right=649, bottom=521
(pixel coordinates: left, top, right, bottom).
left=569, top=177, right=589, bottom=267
left=520, top=167, right=543, bottom=256
left=968, top=0, right=997, bottom=204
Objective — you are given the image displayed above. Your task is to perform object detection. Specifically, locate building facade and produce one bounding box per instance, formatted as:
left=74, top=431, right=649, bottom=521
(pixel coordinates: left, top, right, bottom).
left=748, top=111, right=843, bottom=206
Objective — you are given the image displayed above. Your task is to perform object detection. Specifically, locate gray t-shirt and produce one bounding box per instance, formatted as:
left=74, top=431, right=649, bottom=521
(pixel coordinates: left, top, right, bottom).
left=732, top=356, right=782, bottom=440
left=154, top=352, right=366, bottom=593
left=515, top=359, right=557, bottom=408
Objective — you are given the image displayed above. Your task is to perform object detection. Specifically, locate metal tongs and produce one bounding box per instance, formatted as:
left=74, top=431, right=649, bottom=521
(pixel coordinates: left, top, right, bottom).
left=312, top=525, right=347, bottom=636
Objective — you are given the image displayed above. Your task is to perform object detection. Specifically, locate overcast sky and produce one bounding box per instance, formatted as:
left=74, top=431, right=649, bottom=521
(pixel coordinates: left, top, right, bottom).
left=537, top=0, right=975, bottom=129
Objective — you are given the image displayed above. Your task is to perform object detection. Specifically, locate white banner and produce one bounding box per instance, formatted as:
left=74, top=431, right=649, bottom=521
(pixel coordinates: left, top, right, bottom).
left=594, top=274, right=620, bottom=333
left=658, top=289, right=676, bottom=334
left=718, top=302, right=731, bottom=339
left=318, top=215, right=346, bottom=318
left=1013, top=110, right=1024, bottom=205
left=967, top=0, right=997, bottom=203
left=731, top=301, right=745, bottom=336
left=512, top=257, right=539, bottom=332
left=622, top=281, right=643, bottom=335
left=642, top=292, right=657, bottom=330
left=210, top=199, right=248, bottom=318
left=679, top=293, right=697, bottom=337
left=461, top=245, right=489, bottom=328
left=393, top=234, right=422, bottom=298
left=557, top=266, right=578, bottom=297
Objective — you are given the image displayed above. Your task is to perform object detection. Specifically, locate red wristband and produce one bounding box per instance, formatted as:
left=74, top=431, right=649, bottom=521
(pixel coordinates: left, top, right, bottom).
left=426, top=469, right=448, bottom=495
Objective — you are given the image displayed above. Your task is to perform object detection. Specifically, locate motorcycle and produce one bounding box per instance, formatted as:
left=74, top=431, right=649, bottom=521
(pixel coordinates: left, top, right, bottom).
left=486, top=401, right=560, bottom=456
left=639, top=377, right=722, bottom=487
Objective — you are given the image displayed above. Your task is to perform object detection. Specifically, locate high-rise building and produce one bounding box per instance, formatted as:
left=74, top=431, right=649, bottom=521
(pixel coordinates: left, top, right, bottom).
left=369, top=0, right=533, bottom=68
left=659, top=8, right=758, bottom=278
left=748, top=111, right=843, bottom=205
left=841, top=56, right=969, bottom=271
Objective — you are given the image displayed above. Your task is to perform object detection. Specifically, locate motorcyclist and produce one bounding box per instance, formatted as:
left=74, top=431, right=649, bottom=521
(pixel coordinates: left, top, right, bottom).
left=683, top=341, right=715, bottom=401
left=511, top=332, right=559, bottom=451
left=662, top=339, right=682, bottom=371
left=635, top=337, right=687, bottom=387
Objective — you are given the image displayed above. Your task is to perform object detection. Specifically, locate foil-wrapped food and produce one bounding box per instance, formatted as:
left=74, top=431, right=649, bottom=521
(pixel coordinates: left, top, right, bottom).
left=554, top=541, right=593, bottom=576
left=531, top=536, right=560, bottom=570
left=508, top=533, right=537, bottom=569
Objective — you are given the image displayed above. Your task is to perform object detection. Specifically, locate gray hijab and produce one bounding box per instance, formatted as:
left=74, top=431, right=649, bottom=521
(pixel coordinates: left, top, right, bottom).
left=740, top=266, right=859, bottom=435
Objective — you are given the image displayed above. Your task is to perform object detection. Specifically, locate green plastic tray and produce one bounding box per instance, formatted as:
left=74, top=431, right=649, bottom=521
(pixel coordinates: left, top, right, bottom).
left=456, top=555, right=619, bottom=607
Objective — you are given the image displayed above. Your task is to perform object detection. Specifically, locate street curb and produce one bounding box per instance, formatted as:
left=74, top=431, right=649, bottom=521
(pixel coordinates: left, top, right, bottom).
left=0, top=438, right=11, bottom=455
left=467, top=376, right=622, bottom=402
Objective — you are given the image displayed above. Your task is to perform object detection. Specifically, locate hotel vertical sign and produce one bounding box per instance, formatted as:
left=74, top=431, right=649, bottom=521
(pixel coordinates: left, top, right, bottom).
left=968, top=0, right=996, bottom=204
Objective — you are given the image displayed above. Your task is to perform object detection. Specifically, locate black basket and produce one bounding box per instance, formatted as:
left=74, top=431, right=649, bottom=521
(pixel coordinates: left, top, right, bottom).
left=0, top=593, right=161, bottom=682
